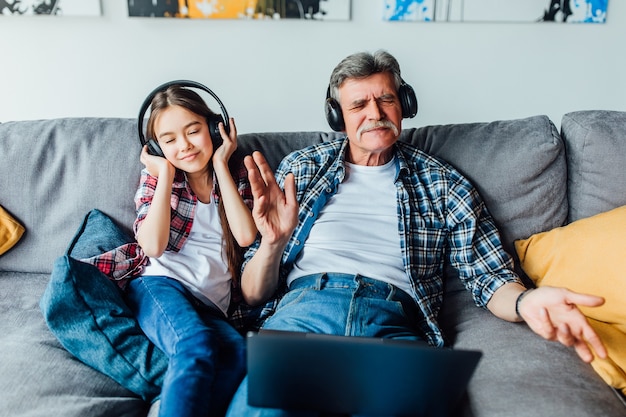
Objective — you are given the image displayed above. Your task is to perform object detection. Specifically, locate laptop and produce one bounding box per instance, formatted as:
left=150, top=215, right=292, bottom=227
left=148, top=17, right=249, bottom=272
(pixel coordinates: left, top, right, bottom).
left=246, top=329, right=482, bottom=417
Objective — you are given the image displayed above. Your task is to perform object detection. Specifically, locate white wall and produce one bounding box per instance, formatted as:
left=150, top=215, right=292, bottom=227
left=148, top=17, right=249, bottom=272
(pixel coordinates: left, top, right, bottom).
left=1, top=1, right=625, bottom=133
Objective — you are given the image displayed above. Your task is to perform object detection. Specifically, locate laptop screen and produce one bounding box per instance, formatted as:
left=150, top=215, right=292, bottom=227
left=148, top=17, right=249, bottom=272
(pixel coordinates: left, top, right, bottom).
left=247, top=330, right=481, bottom=416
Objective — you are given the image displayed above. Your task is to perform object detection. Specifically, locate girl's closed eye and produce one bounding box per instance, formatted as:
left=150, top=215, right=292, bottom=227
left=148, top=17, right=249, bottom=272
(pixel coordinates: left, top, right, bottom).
left=186, top=121, right=202, bottom=135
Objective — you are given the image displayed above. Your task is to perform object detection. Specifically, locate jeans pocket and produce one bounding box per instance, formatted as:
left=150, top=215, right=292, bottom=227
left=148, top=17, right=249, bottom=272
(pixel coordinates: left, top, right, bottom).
left=273, top=287, right=310, bottom=311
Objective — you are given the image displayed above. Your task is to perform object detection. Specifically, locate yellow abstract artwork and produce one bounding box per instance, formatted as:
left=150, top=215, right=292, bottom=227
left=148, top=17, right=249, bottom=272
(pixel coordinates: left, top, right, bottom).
left=127, top=0, right=351, bottom=20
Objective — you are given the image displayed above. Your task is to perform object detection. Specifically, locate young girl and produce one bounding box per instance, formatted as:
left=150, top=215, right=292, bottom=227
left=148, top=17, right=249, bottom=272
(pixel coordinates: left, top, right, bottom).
left=125, top=84, right=257, bottom=417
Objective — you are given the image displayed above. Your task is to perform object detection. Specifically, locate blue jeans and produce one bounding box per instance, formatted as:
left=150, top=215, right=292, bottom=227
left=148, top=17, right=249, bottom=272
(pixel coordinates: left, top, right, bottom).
left=126, top=276, right=245, bottom=417
left=226, top=273, right=424, bottom=417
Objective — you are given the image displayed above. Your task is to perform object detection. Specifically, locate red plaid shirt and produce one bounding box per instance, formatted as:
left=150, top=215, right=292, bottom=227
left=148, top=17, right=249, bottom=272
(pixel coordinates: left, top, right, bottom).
left=82, top=164, right=253, bottom=290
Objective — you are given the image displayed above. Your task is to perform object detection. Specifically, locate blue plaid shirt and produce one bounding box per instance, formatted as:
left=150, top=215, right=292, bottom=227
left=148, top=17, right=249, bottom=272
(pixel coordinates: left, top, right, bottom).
left=240, top=137, right=522, bottom=346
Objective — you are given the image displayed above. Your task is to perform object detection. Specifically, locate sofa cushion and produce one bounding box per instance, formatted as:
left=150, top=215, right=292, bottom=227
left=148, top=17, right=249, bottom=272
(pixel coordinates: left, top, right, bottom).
left=561, top=110, right=626, bottom=223
left=40, top=209, right=167, bottom=402
left=0, top=271, right=148, bottom=417
left=402, top=115, right=567, bottom=265
left=0, top=205, right=25, bottom=255
left=514, top=205, right=626, bottom=395
left=440, top=274, right=626, bottom=416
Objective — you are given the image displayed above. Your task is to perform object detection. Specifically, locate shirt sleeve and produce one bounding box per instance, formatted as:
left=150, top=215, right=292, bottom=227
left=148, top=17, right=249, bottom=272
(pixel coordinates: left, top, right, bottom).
left=234, top=162, right=253, bottom=211
left=446, top=175, right=523, bottom=308
left=132, top=169, right=157, bottom=238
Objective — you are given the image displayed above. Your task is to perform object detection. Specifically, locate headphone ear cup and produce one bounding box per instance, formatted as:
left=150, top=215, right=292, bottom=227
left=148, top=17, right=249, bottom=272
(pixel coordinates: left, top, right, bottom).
left=325, top=97, right=345, bottom=132
left=207, top=113, right=226, bottom=148
left=147, top=139, right=165, bottom=158
left=398, top=82, right=418, bottom=119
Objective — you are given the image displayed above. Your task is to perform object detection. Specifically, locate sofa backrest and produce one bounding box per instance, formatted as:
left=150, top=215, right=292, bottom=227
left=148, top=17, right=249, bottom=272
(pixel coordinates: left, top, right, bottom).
left=403, top=115, right=568, bottom=259
left=238, top=131, right=340, bottom=171
left=561, top=110, right=626, bottom=223
left=0, top=118, right=143, bottom=274
left=0, top=115, right=569, bottom=275
left=0, top=118, right=346, bottom=274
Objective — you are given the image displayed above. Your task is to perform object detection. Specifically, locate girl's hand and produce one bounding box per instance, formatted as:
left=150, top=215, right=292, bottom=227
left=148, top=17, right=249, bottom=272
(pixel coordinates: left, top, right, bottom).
left=213, top=117, right=238, bottom=166
left=140, top=145, right=175, bottom=180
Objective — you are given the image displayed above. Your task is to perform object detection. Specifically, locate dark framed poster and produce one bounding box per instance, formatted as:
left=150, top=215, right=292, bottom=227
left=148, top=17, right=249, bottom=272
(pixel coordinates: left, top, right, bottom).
left=1, top=0, right=101, bottom=16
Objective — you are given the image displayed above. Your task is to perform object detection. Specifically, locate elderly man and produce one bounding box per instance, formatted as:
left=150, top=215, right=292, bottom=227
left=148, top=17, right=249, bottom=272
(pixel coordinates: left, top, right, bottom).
left=229, top=49, right=606, bottom=417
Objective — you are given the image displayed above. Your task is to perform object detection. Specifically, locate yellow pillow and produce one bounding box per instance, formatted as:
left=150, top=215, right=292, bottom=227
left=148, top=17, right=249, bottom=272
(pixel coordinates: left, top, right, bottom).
left=0, top=205, right=25, bottom=256
left=515, top=205, right=626, bottom=395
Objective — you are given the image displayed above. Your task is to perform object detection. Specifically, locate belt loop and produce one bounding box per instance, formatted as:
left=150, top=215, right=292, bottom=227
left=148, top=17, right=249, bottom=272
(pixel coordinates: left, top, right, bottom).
left=315, top=273, right=326, bottom=290
left=387, top=283, right=397, bottom=301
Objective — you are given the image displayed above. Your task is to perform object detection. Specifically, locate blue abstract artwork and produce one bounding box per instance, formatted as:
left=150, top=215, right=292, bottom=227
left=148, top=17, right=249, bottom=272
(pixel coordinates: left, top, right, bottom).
left=383, top=0, right=608, bottom=23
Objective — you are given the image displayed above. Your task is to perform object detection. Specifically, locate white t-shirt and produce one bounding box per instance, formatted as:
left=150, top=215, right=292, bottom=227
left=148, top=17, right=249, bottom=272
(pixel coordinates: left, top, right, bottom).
left=142, top=199, right=231, bottom=315
left=288, top=157, right=410, bottom=295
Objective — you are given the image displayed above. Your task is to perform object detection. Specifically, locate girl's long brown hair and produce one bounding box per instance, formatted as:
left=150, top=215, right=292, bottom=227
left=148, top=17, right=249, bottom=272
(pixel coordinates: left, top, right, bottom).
left=147, top=85, right=244, bottom=281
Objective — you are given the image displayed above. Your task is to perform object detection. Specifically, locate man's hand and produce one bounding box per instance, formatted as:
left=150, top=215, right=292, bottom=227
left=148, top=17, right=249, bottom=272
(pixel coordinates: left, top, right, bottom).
left=519, top=286, right=607, bottom=363
left=239, top=151, right=299, bottom=305
left=244, top=151, right=298, bottom=246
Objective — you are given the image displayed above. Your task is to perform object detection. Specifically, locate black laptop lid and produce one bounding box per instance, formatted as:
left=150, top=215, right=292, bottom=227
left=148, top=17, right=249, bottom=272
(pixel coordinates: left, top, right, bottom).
left=247, top=330, right=482, bottom=417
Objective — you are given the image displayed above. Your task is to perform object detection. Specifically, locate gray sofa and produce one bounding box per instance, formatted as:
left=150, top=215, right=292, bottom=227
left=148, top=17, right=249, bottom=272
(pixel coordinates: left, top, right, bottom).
left=1, top=111, right=625, bottom=417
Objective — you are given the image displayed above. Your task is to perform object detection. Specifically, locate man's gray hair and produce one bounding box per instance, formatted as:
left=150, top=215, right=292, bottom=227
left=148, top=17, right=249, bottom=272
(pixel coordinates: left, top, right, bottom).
left=328, top=50, right=403, bottom=101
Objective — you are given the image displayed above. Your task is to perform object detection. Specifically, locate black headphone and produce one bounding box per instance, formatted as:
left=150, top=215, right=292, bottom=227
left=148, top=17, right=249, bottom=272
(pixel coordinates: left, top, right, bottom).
left=324, top=78, right=418, bottom=132
left=137, top=80, right=230, bottom=158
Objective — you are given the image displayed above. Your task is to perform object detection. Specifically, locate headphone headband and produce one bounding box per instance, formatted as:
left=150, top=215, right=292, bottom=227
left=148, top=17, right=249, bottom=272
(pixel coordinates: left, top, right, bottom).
left=137, top=79, right=230, bottom=155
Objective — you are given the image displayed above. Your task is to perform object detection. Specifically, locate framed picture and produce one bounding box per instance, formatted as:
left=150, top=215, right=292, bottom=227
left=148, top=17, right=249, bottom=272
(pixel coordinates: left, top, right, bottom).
left=1, top=0, right=102, bottom=16
left=383, top=0, right=608, bottom=23
left=127, top=0, right=351, bottom=20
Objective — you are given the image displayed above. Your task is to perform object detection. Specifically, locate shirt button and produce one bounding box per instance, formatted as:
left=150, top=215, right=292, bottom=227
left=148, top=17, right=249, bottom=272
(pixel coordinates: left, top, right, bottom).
left=294, top=240, right=301, bottom=245
left=325, top=187, right=332, bottom=193
left=308, top=212, right=314, bottom=217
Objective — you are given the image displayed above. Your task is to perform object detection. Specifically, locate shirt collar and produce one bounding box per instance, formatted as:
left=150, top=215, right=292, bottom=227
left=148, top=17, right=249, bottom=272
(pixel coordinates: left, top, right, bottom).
left=175, top=168, right=220, bottom=202
left=339, top=137, right=409, bottom=182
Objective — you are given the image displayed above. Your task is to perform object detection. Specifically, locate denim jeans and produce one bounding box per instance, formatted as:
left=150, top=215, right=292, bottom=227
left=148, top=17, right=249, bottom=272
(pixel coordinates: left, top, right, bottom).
left=225, top=273, right=424, bottom=417
left=126, top=276, right=245, bottom=417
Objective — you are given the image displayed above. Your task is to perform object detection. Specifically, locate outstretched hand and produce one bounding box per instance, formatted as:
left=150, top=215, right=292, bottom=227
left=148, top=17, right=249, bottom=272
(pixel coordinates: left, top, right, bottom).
left=244, top=151, right=298, bottom=246
left=518, top=286, right=607, bottom=363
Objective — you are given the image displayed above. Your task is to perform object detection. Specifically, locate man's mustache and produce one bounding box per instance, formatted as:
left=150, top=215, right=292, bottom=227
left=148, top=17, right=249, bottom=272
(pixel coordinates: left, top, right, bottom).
left=356, top=120, right=399, bottom=141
